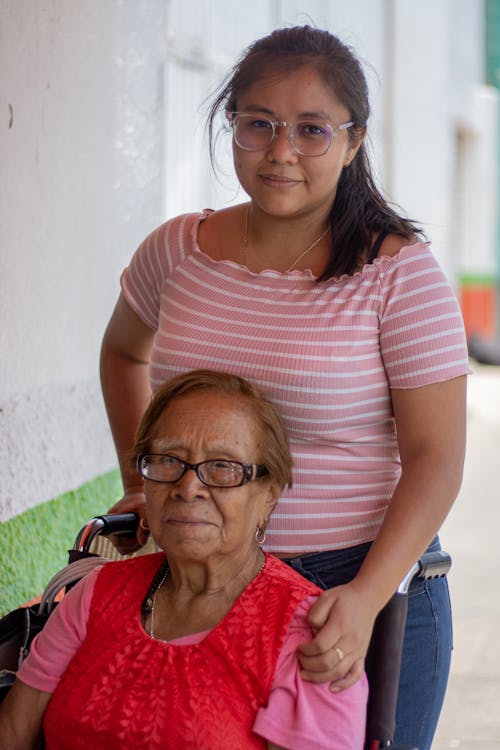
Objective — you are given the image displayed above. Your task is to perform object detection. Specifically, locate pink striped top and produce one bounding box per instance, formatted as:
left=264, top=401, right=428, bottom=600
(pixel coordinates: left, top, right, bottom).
left=121, top=210, right=471, bottom=553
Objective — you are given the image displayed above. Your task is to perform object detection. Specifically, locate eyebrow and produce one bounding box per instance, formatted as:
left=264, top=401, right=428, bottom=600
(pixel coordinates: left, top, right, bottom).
left=239, top=104, right=333, bottom=120
left=149, top=441, right=247, bottom=461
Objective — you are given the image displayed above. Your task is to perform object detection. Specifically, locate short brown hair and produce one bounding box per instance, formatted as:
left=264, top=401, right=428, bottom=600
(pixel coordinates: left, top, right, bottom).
left=133, top=369, right=293, bottom=489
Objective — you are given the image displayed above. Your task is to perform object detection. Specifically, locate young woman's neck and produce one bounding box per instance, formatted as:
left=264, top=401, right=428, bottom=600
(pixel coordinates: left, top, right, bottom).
left=242, top=201, right=332, bottom=272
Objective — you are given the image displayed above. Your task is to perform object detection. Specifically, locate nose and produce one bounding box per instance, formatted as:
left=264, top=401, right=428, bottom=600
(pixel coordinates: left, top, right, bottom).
left=266, top=124, right=299, bottom=163
left=171, top=467, right=208, bottom=502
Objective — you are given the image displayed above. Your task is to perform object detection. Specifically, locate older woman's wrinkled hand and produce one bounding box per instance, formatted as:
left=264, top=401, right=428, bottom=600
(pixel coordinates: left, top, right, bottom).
left=297, top=583, right=379, bottom=691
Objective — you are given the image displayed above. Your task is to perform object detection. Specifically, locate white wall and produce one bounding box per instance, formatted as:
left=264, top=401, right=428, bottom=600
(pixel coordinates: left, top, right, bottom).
left=0, top=0, right=167, bottom=520
left=389, top=0, right=488, bottom=281
left=0, top=0, right=489, bottom=522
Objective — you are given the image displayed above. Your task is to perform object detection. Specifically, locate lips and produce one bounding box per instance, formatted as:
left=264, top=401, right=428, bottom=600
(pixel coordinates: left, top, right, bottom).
left=259, top=173, right=302, bottom=187
left=164, top=517, right=214, bottom=527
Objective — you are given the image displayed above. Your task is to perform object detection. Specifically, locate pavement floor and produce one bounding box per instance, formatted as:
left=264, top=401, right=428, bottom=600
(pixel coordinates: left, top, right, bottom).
left=432, top=363, right=500, bottom=749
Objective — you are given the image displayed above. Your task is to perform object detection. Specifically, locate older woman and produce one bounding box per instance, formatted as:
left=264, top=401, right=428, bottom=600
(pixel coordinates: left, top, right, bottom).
left=0, top=370, right=367, bottom=750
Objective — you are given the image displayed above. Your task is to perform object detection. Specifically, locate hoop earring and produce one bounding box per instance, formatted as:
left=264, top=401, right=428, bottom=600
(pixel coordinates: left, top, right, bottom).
left=255, top=523, right=267, bottom=546
left=139, top=518, right=149, bottom=532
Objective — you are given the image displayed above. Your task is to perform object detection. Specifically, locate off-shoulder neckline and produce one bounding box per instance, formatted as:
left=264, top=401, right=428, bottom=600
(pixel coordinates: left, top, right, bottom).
left=187, top=209, right=430, bottom=283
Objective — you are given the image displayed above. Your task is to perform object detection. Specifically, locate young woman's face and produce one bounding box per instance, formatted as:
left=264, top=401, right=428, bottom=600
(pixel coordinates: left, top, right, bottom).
left=232, top=65, right=363, bottom=221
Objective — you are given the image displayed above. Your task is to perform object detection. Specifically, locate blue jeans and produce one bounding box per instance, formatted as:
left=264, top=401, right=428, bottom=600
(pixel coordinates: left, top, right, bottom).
left=282, top=536, right=452, bottom=750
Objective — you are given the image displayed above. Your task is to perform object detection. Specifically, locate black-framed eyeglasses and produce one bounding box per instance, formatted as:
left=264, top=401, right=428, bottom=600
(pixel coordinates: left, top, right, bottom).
left=137, top=453, right=269, bottom=488
left=229, top=112, right=353, bottom=157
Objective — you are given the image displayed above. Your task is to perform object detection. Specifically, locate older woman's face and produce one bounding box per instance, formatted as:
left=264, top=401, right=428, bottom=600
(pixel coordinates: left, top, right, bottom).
left=143, top=390, right=277, bottom=563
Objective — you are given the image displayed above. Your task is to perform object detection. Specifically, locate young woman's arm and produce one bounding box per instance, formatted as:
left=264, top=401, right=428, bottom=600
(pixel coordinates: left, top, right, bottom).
left=100, top=293, right=155, bottom=550
left=0, top=680, right=51, bottom=749
left=298, top=375, right=467, bottom=689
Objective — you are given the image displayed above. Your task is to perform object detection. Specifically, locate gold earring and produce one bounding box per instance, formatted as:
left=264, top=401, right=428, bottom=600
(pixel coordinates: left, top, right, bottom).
left=255, top=523, right=267, bottom=545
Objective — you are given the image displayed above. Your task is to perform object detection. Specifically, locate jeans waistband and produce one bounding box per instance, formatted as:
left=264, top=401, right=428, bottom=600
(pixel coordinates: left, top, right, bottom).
left=281, top=536, right=442, bottom=591
left=283, top=540, right=373, bottom=568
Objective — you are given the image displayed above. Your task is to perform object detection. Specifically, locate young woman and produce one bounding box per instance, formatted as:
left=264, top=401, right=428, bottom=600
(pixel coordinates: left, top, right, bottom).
left=100, top=26, right=470, bottom=749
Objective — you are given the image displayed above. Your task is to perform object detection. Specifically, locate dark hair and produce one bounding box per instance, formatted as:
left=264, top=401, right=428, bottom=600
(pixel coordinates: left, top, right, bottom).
left=132, top=369, right=293, bottom=489
left=207, top=25, right=421, bottom=280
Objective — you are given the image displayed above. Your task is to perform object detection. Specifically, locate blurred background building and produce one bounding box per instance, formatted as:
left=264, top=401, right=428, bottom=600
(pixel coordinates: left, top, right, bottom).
left=1, top=0, right=499, bottom=610
left=462, top=0, right=500, bottom=341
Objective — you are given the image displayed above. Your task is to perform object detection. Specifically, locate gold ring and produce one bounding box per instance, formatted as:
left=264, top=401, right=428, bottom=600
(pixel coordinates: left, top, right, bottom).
left=334, top=646, right=344, bottom=662
left=139, top=518, right=149, bottom=531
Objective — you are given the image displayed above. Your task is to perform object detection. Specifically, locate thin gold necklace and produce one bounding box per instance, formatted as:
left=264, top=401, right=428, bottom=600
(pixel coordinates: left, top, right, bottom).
left=242, top=203, right=330, bottom=272
left=148, top=553, right=266, bottom=641
left=149, top=566, right=170, bottom=640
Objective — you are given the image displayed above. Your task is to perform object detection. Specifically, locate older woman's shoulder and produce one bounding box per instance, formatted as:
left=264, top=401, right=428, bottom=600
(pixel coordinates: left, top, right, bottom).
left=94, top=552, right=166, bottom=585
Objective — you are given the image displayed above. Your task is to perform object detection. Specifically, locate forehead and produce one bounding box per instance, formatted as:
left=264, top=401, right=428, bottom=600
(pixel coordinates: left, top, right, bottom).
left=237, top=65, right=345, bottom=117
left=149, top=390, right=260, bottom=444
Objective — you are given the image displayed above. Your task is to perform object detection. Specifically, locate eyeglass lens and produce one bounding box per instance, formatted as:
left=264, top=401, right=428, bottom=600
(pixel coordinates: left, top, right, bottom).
left=233, top=115, right=333, bottom=156
left=140, top=454, right=246, bottom=487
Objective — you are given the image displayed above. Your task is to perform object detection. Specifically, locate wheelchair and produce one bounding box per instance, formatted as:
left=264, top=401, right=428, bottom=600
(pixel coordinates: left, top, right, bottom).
left=1, top=513, right=452, bottom=750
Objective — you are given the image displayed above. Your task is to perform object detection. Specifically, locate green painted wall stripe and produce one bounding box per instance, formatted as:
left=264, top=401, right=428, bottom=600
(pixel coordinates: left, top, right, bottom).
left=0, top=470, right=122, bottom=616
left=459, top=274, right=498, bottom=286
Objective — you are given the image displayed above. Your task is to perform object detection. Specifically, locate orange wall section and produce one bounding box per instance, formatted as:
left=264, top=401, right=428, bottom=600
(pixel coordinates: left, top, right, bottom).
left=460, top=283, right=497, bottom=339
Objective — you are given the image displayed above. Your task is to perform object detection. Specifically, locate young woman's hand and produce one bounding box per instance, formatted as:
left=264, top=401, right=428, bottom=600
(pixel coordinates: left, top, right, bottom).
left=297, top=583, right=378, bottom=691
left=107, top=488, right=149, bottom=554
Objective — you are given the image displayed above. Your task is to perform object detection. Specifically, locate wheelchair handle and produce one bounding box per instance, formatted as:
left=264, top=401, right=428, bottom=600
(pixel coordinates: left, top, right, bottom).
left=417, top=549, right=452, bottom=579
left=73, top=513, right=139, bottom=553
left=397, top=549, right=452, bottom=595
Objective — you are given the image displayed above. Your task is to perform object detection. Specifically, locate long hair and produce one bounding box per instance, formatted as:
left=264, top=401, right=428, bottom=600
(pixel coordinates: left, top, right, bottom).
left=207, top=25, right=421, bottom=280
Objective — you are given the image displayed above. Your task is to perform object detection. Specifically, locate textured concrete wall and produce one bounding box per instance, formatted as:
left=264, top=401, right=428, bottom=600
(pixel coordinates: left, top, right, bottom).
left=0, top=0, right=166, bottom=522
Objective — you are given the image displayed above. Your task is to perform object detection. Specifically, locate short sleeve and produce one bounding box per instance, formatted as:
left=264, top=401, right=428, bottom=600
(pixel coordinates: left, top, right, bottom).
left=376, top=244, right=472, bottom=388
left=120, top=212, right=202, bottom=331
left=253, top=595, right=368, bottom=750
left=16, top=567, right=100, bottom=693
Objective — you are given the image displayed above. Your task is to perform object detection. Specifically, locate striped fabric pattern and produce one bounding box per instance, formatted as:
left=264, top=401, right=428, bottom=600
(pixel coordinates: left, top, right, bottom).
left=121, top=211, right=471, bottom=553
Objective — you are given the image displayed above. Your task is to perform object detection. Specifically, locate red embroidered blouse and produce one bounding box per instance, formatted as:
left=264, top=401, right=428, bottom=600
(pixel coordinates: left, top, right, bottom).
left=43, top=553, right=319, bottom=749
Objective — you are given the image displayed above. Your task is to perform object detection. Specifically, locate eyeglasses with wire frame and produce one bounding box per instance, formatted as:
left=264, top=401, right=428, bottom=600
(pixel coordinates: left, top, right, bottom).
left=137, top=453, right=269, bottom=488
left=229, top=112, right=353, bottom=157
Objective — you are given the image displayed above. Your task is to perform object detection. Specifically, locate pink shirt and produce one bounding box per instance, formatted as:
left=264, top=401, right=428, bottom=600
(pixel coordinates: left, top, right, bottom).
left=19, top=569, right=368, bottom=750
left=121, top=211, right=471, bottom=553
